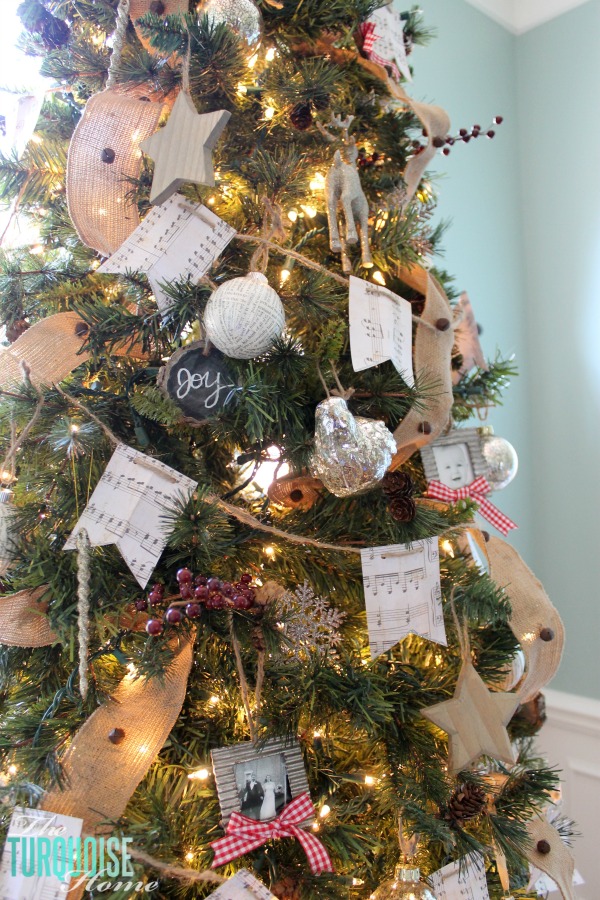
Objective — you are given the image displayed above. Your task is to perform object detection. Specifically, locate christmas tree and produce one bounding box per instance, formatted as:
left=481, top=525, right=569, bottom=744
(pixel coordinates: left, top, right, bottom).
left=0, top=1, right=574, bottom=898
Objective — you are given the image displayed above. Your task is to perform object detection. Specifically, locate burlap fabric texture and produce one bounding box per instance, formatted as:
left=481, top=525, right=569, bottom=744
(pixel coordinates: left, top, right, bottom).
left=66, top=88, right=162, bottom=256
left=0, top=586, right=57, bottom=647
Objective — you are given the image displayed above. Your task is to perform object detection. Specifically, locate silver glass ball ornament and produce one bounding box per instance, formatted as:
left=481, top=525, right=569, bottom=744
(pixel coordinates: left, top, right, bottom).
left=480, top=434, right=518, bottom=490
left=310, top=397, right=397, bottom=498
left=370, top=866, right=438, bottom=900
left=198, top=0, right=263, bottom=48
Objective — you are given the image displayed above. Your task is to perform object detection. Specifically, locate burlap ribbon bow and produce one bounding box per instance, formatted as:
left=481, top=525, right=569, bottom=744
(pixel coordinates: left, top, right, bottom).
left=211, top=792, right=333, bottom=875
left=426, top=476, right=517, bottom=535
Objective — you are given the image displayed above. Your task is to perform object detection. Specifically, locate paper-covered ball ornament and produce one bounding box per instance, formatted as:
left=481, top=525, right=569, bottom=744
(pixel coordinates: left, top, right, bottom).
left=480, top=433, right=518, bottom=490
left=370, top=866, right=437, bottom=900
left=310, top=397, right=397, bottom=498
left=203, top=272, right=285, bottom=359
left=198, top=0, right=263, bottom=47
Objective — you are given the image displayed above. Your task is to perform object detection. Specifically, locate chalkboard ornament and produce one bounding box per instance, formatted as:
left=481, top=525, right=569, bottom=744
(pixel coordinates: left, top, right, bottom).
left=157, top=341, right=236, bottom=425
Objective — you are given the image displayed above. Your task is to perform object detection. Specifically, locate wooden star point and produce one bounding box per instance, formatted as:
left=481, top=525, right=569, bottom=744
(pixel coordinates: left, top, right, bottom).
left=422, top=660, right=519, bottom=773
left=140, top=91, right=231, bottom=205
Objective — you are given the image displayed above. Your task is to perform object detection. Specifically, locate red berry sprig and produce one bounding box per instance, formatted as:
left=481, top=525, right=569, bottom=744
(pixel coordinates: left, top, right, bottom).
left=140, top=569, right=261, bottom=636
left=411, top=115, right=504, bottom=157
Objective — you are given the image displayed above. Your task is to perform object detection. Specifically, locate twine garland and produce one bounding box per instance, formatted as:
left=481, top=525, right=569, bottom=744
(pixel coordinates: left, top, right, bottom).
left=76, top=529, right=92, bottom=700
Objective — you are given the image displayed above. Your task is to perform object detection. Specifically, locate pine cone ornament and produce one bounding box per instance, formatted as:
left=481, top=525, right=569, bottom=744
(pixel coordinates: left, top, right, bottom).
left=382, top=471, right=417, bottom=522
left=5, top=319, right=30, bottom=343
left=289, top=101, right=313, bottom=131
left=443, top=782, right=486, bottom=825
left=272, top=876, right=303, bottom=900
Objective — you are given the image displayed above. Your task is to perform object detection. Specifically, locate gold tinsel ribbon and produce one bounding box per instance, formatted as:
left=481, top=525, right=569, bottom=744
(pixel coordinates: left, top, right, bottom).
left=40, top=633, right=194, bottom=897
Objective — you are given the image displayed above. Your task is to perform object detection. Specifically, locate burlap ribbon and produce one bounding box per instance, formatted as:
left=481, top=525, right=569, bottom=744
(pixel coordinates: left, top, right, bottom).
left=66, top=88, right=163, bottom=257
left=0, top=311, right=147, bottom=389
left=0, top=586, right=57, bottom=647
left=390, top=263, right=455, bottom=467
left=524, top=815, right=576, bottom=900
left=41, top=634, right=194, bottom=895
left=485, top=535, right=565, bottom=703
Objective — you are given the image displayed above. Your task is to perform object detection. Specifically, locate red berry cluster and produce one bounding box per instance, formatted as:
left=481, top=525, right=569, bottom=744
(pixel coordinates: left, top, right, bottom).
left=357, top=148, right=383, bottom=170
left=411, top=115, right=503, bottom=157
left=141, top=569, right=260, bottom=637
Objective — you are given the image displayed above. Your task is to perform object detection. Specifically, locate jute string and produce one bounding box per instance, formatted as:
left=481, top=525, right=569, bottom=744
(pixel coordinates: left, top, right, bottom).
left=127, top=847, right=225, bottom=885
left=228, top=613, right=257, bottom=743
left=485, top=535, right=565, bottom=703
left=249, top=198, right=287, bottom=273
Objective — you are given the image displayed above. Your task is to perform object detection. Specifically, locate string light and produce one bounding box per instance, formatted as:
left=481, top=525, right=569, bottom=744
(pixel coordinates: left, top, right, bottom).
left=126, top=662, right=138, bottom=677
left=522, top=632, right=537, bottom=643
left=313, top=730, right=322, bottom=739
left=319, top=804, right=331, bottom=818
left=372, top=271, right=386, bottom=285
left=441, top=539, right=454, bottom=557
left=7, top=765, right=17, bottom=776
left=209, top=695, right=220, bottom=706
left=280, top=268, right=291, bottom=285
left=264, top=545, right=275, bottom=558
left=70, top=423, right=80, bottom=434
left=364, top=775, right=376, bottom=786
left=1, top=470, right=12, bottom=482
left=236, top=83, right=248, bottom=96
left=188, top=768, right=210, bottom=781
left=265, top=47, right=276, bottom=62
left=287, top=210, right=298, bottom=222
left=300, top=205, right=317, bottom=218
left=264, top=105, right=276, bottom=120
left=247, top=53, right=259, bottom=69
left=185, top=851, right=194, bottom=862
left=309, top=172, right=325, bottom=191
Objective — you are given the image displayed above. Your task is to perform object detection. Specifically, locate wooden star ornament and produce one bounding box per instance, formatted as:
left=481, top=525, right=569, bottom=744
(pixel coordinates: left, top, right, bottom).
left=422, top=659, right=519, bottom=773
left=140, top=91, right=231, bottom=205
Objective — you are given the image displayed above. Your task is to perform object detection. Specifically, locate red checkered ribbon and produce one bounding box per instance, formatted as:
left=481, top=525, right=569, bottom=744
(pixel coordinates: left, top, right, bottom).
left=426, top=476, right=517, bottom=536
left=359, top=21, right=401, bottom=80
left=211, top=792, right=333, bottom=875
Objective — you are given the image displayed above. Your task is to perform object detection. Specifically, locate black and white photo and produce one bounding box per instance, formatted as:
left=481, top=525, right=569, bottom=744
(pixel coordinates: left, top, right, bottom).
left=234, top=753, right=291, bottom=822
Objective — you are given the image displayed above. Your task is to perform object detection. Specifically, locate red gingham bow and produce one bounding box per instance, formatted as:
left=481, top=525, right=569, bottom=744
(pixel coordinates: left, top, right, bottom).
left=211, top=792, right=333, bottom=875
left=426, top=476, right=518, bottom=536
left=359, top=21, right=401, bottom=81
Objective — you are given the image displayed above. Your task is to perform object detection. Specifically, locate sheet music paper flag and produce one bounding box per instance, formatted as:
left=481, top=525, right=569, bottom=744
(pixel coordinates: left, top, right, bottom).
left=360, top=538, right=445, bottom=658
left=428, top=854, right=490, bottom=900
left=98, top=195, right=236, bottom=313
left=206, top=870, right=277, bottom=899
left=349, top=276, right=414, bottom=385
left=64, top=445, right=197, bottom=588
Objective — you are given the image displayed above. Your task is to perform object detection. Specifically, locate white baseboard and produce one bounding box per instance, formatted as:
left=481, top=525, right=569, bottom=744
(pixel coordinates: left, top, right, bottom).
left=537, top=688, right=600, bottom=897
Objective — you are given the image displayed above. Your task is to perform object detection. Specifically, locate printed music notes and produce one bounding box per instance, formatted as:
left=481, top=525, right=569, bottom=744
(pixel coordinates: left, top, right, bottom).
left=98, top=194, right=236, bottom=313
left=349, top=276, right=414, bottom=385
left=360, top=538, right=445, bottom=658
left=64, top=444, right=197, bottom=588
left=0, top=807, right=83, bottom=900
left=428, top=854, right=490, bottom=900
left=206, top=869, right=277, bottom=900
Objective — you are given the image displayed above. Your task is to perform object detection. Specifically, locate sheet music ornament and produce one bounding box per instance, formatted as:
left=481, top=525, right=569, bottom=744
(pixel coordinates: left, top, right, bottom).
left=64, top=444, right=198, bottom=588
left=310, top=397, right=397, bottom=497
left=203, top=273, right=286, bottom=359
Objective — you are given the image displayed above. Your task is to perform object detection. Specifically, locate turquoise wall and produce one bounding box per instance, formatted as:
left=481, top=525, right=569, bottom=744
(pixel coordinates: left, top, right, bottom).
left=517, top=1, right=600, bottom=699
left=404, top=0, right=600, bottom=698
left=408, top=1, right=532, bottom=561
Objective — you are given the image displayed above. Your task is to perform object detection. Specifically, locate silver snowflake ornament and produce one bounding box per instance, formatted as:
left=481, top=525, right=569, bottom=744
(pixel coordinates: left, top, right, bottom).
left=275, top=582, right=345, bottom=660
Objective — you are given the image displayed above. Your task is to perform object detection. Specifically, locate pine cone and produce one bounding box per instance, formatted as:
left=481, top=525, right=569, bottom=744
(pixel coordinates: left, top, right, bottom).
left=514, top=692, right=546, bottom=731
left=382, top=471, right=414, bottom=499
left=289, top=102, right=313, bottom=131
left=39, top=14, right=70, bottom=49
left=389, top=495, right=416, bottom=522
left=443, top=783, right=486, bottom=825
left=382, top=471, right=416, bottom=521
left=272, top=876, right=303, bottom=900
left=5, top=319, right=29, bottom=343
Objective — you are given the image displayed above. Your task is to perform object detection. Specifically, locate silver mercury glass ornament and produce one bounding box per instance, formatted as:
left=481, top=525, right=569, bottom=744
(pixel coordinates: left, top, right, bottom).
left=198, top=0, right=263, bottom=48
left=310, top=397, right=397, bottom=498
left=479, top=427, right=518, bottom=490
